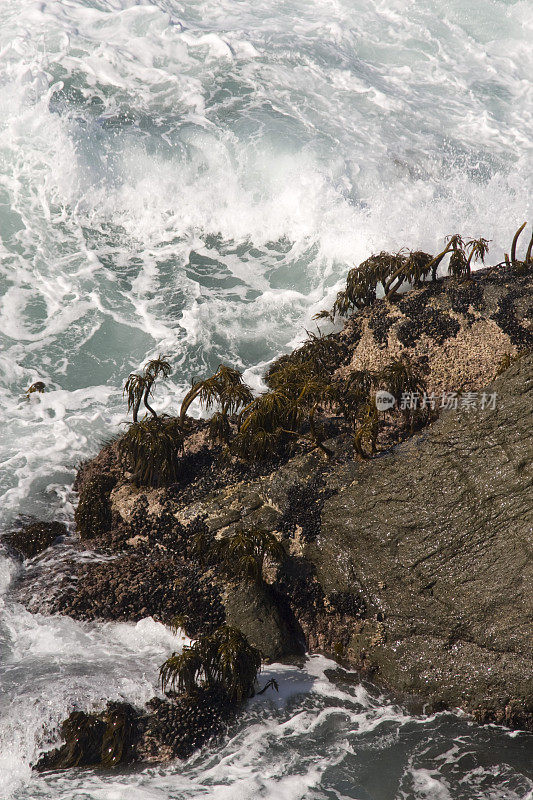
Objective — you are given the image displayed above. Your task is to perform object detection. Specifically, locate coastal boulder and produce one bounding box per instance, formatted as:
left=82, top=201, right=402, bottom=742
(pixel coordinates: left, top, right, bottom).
left=309, top=355, right=533, bottom=727
left=223, top=580, right=305, bottom=662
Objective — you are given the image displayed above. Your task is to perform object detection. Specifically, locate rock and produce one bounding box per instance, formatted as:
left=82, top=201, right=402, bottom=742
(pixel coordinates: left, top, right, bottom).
left=308, top=354, right=533, bottom=727
left=138, top=689, right=233, bottom=762
left=35, top=262, right=532, bottom=736
left=36, top=692, right=234, bottom=771
left=6, top=520, right=67, bottom=559
left=223, top=580, right=305, bottom=661
left=75, top=472, right=117, bottom=541
left=338, top=266, right=532, bottom=393
left=49, top=550, right=225, bottom=635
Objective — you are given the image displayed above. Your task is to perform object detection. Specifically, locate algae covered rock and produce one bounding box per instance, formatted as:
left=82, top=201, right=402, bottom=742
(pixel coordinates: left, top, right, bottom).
left=35, top=702, right=139, bottom=772
left=34, top=693, right=232, bottom=772
left=29, top=261, right=532, bottom=736
left=139, top=689, right=233, bottom=761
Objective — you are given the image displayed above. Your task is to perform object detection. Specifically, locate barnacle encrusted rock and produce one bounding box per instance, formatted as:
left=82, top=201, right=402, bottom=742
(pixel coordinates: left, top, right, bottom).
left=337, top=266, right=532, bottom=392
left=5, top=519, right=67, bottom=559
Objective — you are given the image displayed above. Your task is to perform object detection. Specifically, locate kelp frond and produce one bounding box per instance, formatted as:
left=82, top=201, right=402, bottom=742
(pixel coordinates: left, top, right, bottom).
left=466, top=237, right=490, bottom=268
left=159, top=625, right=262, bottom=704
left=265, top=332, right=346, bottom=387
left=378, top=356, right=426, bottom=406
left=123, top=355, right=171, bottom=421
left=118, top=416, right=184, bottom=487
left=144, top=356, right=171, bottom=381
left=208, top=410, right=232, bottom=445
left=123, top=373, right=147, bottom=423
left=232, top=389, right=301, bottom=460
left=507, top=222, right=532, bottom=273
left=209, top=527, right=286, bottom=584
left=179, top=364, right=253, bottom=424
left=353, top=402, right=379, bottom=458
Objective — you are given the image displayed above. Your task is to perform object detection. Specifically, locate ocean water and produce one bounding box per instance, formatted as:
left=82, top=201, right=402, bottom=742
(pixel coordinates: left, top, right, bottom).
left=0, top=0, right=531, bottom=797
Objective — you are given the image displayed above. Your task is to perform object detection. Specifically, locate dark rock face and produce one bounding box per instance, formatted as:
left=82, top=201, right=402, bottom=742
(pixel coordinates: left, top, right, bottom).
left=223, top=581, right=305, bottom=661
left=6, top=520, right=67, bottom=559
left=309, top=355, right=533, bottom=727
left=49, top=550, right=225, bottom=635
left=139, top=689, right=232, bottom=761
left=75, top=471, right=117, bottom=541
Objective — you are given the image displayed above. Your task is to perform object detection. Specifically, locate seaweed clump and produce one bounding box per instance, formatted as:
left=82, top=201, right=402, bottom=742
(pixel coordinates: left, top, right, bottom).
left=35, top=702, right=139, bottom=772
left=504, top=222, right=533, bottom=273
left=179, top=364, right=254, bottom=439
left=193, top=526, right=286, bottom=585
left=156, top=625, right=278, bottom=755
left=231, top=350, right=376, bottom=461
left=118, top=416, right=185, bottom=488
left=314, top=230, right=501, bottom=323
left=160, top=625, right=262, bottom=703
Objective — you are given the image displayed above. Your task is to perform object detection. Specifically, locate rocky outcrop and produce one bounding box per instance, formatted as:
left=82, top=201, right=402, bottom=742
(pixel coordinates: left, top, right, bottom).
left=306, top=354, right=533, bottom=726
left=337, top=266, right=532, bottom=392
left=223, top=581, right=305, bottom=662
left=21, top=263, right=532, bottom=752
left=36, top=691, right=233, bottom=772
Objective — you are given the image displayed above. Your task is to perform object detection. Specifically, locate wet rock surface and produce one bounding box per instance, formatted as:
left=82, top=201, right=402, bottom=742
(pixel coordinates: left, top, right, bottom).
left=36, top=692, right=233, bottom=772
left=49, top=550, right=226, bottom=635
left=311, top=354, right=533, bottom=727
left=223, top=581, right=306, bottom=661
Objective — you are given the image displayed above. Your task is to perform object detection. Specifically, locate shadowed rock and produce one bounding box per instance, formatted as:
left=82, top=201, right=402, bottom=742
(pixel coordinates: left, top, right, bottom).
left=223, top=581, right=305, bottom=662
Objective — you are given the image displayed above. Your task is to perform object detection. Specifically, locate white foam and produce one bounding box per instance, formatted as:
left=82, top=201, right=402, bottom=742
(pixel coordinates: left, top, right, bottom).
left=410, top=768, right=453, bottom=800
left=0, top=610, right=186, bottom=798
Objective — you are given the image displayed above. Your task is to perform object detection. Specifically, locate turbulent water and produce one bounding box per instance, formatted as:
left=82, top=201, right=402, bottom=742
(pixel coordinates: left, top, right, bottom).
left=0, top=0, right=532, bottom=797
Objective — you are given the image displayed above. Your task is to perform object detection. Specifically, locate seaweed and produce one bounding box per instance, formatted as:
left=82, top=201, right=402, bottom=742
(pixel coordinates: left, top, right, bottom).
left=124, top=356, right=171, bottom=422
left=118, top=416, right=184, bottom=488
left=159, top=625, right=262, bottom=704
